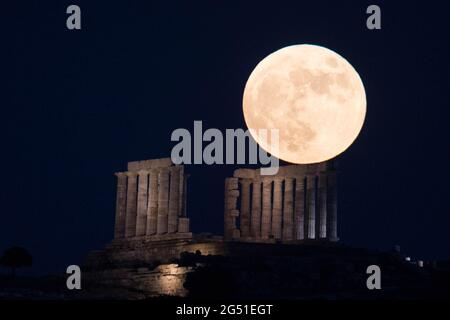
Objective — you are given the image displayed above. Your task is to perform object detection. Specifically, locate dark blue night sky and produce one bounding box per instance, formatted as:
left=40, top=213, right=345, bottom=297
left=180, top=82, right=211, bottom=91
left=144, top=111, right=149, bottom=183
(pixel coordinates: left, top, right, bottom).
left=2, top=1, right=450, bottom=275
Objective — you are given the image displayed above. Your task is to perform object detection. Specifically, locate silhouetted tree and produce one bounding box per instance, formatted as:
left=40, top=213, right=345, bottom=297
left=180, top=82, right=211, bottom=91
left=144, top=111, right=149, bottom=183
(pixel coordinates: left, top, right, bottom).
left=0, top=246, right=32, bottom=277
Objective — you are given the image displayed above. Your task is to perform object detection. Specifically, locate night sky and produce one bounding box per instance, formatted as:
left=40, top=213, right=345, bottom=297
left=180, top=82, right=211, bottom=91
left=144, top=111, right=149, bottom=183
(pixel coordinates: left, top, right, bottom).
left=2, top=1, right=449, bottom=275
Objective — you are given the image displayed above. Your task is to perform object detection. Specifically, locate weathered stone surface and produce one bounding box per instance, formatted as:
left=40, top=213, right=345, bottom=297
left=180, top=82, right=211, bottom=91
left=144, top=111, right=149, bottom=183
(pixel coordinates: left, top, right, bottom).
left=231, top=162, right=332, bottom=180
left=306, top=175, right=316, bottom=239
left=224, top=176, right=242, bottom=240
left=146, top=170, right=159, bottom=235
left=114, top=172, right=127, bottom=239
left=327, top=171, right=338, bottom=241
left=168, top=167, right=180, bottom=233
left=225, top=177, right=239, bottom=190
left=271, top=178, right=283, bottom=239
left=239, top=179, right=251, bottom=237
left=250, top=181, right=261, bottom=238
left=261, top=178, right=272, bottom=239
left=225, top=161, right=337, bottom=244
left=318, top=173, right=327, bottom=239
left=157, top=169, right=169, bottom=234
left=178, top=217, right=190, bottom=233
left=115, top=159, right=190, bottom=240
left=125, top=172, right=138, bottom=238
left=282, top=178, right=294, bottom=240
left=136, top=170, right=148, bottom=236
left=127, top=157, right=173, bottom=172
left=294, top=177, right=305, bottom=240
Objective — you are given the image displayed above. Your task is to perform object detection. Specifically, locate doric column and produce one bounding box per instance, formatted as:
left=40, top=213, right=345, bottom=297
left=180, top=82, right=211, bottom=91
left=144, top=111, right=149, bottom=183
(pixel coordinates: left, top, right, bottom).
left=157, top=168, right=169, bottom=234
left=306, top=174, right=316, bottom=239
left=178, top=166, right=185, bottom=217
left=135, top=170, right=149, bottom=236
left=282, top=177, right=294, bottom=240
left=114, top=172, right=127, bottom=239
left=327, top=171, right=338, bottom=241
left=261, top=178, right=272, bottom=239
left=182, top=173, right=189, bottom=217
left=168, top=166, right=180, bottom=233
left=224, top=177, right=239, bottom=240
left=146, top=169, right=158, bottom=235
left=239, top=179, right=251, bottom=238
left=124, top=171, right=138, bottom=238
left=294, top=177, right=305, bottom=240
left=318, top=173, right=327, bottom=239
left=271, top=178, right=283, bottom=239
left=250, top=180, right=261, bottom=238
left=178, top=217, right=190, bottom=233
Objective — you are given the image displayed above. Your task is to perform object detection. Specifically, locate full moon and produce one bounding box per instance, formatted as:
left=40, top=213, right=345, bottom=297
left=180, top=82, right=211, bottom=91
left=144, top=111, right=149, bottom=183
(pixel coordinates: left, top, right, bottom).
left=243, top=44, right=366, bottom=164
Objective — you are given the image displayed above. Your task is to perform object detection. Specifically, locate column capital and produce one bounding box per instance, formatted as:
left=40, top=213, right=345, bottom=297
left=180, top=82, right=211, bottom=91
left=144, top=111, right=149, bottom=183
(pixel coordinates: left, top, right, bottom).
left=115, top=172, right=127, bottom=178
left=124, top=171, right=138, bottom=177
left=318, top=173, right=327, bottom=185
left=272, top=176, right=284, bottom=183
left=137, top=169, right=149, bottom=176
left=158, top=167, right=170, bottom=174
left=169, top=165, right=181, bottom=173
left=239, top=178, right=252, bottom=186
left=306, top=174, right=316, bottom=189
left=262, top=177, right=273, bottom=184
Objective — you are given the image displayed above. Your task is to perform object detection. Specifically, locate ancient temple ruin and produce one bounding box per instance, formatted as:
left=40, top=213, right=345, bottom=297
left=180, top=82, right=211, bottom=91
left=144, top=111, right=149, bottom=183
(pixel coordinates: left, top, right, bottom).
left=113, top=158, right=191, bottom=241
left=224, top=162, right=338, bottom=242
left=85, top=158, right=340, bottom=297
left=110, top=157, right=337, bottom=245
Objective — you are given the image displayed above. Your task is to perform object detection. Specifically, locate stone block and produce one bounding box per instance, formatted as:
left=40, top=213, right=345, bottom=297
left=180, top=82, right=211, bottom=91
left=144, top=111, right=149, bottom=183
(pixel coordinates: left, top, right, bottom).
left=127, top=157, right=173, bottom=172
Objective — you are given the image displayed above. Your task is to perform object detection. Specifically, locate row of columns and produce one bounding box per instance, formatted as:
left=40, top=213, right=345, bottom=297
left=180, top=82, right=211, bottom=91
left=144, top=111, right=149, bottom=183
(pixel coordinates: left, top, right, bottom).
left=114, top=166, right=189, bottom=239
left=224, top=172, right=338, bottom=242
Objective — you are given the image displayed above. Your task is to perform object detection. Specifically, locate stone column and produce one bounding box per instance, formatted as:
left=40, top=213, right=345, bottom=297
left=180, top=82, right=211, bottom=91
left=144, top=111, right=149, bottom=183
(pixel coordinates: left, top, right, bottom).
left=294, top=177, right=305, bottom=240
left=178, top=166, right=185, bottom=217
left=261, top=178, right=272, bottom=239
left=135, top=170, right=149, bottom=236
left=327, top=171, right=338, bottom=241
left=178, top=217, right=190, bottom=233
left=318, top=173, right=327, bottom=239
left=306, top=174, right=316, bottom=239
left=182, top=174, right=189, bottom=217
left=114, top=172, right=127, bottom=239
left=124, top=172, right=138, bottom=238
left=224, top=177, right=239, bottom=240
left=239, top=179, right=251, bottom=238
left=168, top=167, right=180, bottom=233
left=157, top=168, right=169, bottom=234
left=271, top=178, right=283, bottom=239
left=146, top=169, right=158, bottom=235
left=250, top=180, right=261, bottom=238
left=282, top=177, right=294, bottom=240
